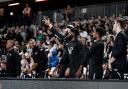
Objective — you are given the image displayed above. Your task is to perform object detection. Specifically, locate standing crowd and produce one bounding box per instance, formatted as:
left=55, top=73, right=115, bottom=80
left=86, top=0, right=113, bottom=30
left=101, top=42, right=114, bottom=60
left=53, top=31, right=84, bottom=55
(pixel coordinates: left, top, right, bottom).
left=0, top=4, right=128, bottom=79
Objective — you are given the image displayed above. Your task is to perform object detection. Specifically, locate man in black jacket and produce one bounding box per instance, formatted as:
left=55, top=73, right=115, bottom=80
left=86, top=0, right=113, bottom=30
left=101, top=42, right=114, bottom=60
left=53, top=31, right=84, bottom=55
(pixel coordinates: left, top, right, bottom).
left=44, top=17, right=84, bottom=78
left=88, top=27, right=104, bottom=79
left=6, top=39, right=21, bottom=78
left=109, top=18, right=127, bottom=79
left=28, top=39, right=48, bottom=78
left=64, top=28, right=84, bottom=78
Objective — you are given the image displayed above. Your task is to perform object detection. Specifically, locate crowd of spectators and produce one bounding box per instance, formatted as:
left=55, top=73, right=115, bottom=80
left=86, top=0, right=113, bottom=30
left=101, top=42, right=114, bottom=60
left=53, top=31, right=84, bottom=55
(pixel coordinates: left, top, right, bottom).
left=0, top=4, right=128, bottom=79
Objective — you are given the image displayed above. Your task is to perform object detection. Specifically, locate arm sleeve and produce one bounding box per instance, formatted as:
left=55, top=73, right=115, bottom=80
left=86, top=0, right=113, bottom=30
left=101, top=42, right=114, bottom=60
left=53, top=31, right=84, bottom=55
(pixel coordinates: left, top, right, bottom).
left=59, top=51, right=69, bottom=66
left=50, top=27, right=64, bottom=42
left=88, top=43, right=97, bottom=57
left=80, top=46, right=89, bottom=66
left=112, top=33, right=126, bottom=58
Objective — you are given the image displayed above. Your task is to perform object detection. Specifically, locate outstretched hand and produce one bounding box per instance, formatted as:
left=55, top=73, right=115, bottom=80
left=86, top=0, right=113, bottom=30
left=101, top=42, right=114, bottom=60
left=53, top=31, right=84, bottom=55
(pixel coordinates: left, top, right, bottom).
left=44, top=17, right=53, bottom=29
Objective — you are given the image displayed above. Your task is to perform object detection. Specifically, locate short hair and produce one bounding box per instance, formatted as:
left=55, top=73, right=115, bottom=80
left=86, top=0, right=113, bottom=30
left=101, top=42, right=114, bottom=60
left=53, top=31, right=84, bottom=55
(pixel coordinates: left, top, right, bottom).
left=7, top=39, right=15, bottom=46
left=116, top=18, right=126, bottom=29
left=29, top=38, right=36, bottom=45
left=70, top=28, right=79, bottom=36
left=95, top=27, right=105, bottom=37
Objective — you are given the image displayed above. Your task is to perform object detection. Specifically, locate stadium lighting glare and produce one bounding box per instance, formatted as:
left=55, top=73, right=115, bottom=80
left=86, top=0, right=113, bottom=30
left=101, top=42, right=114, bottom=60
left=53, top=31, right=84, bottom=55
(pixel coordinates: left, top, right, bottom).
left=35, top=0, right=48, bottom=2
left=8, top=3, right=20, bottom=6
left=10, top=12, right=14, bottom=16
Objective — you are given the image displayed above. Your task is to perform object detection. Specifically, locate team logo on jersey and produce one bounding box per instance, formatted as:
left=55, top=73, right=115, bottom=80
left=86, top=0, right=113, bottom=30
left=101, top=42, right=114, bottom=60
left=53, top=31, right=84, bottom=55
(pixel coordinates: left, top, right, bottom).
left=68, top=47, right=74, bottom=54
left=35, top=52, right=38, bottom=55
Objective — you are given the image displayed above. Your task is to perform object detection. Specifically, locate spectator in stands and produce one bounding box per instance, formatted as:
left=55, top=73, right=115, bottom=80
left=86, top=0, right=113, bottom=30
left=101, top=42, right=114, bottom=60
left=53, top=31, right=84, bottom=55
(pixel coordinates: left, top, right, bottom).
left=6, top=28, right=16, bottom=40
left=23, top=3, right=31, bottom=26
left=0, top=38, right=6, bottom=56
left=63, top=5, right=73, bottom=22
left=79, top=31, right=89, bottom=79
left=6, top=39, right=21, bottom=78
left=1, top=4, right=128, bottom=79
left=47, top=44, right=59, bottom=77
left=0, top=57, right=6, bottom=77
left=36, top=30, right=45, bottom=46
left=20, top=26, right=27, bottom=42
left=20, top=52, right=36, bottom=78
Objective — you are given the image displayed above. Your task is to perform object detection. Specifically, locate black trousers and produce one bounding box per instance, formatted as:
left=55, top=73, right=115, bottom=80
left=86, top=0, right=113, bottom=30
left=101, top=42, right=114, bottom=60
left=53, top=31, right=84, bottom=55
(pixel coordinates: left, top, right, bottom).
left=89, top=65, right=103, bottom=79
left=110, top=69, right=124, bottom=79
left=59, top=65, right=67, bottom=78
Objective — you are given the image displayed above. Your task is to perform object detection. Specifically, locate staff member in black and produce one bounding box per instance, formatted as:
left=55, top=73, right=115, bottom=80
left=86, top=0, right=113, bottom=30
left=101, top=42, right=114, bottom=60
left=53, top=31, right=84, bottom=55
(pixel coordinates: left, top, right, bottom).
left=108, top=18, right=127, bottom=79
left=44, top=17, right=84, bottom=78
left=28, top=39, right=48, bottom=78
left=88, top=27, right=104, bottom=79
left=6, top=39, right=21, bottom=78
left=64, top=28, right=84, bottom=78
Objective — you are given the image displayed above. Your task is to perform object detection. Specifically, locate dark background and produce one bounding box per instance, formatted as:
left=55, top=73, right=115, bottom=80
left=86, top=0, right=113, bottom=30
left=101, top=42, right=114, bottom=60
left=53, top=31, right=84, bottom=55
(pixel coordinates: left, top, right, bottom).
left=0, top=0, right=127, bottom=27
left=0, top=0, right=128, bottom=10
left=0, top=0, right=127, bottom=18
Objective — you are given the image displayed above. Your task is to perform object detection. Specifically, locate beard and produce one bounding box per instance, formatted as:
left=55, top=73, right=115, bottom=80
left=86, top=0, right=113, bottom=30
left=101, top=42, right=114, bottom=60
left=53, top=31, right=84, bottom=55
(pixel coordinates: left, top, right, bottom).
left=64, top=32, right=69, bottom=36
left=68, top=35, right=73, bottom=40
left=64, top=35, right=73, bottom=41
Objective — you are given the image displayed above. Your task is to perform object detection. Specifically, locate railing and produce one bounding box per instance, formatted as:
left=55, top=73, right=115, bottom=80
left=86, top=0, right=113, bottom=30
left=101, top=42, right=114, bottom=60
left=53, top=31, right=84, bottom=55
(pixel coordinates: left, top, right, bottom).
left=35, top=1, right=128, bottom=23
left=3, top=1, right=128, bottom=26
left=0, top=78, right=128, bottom=89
